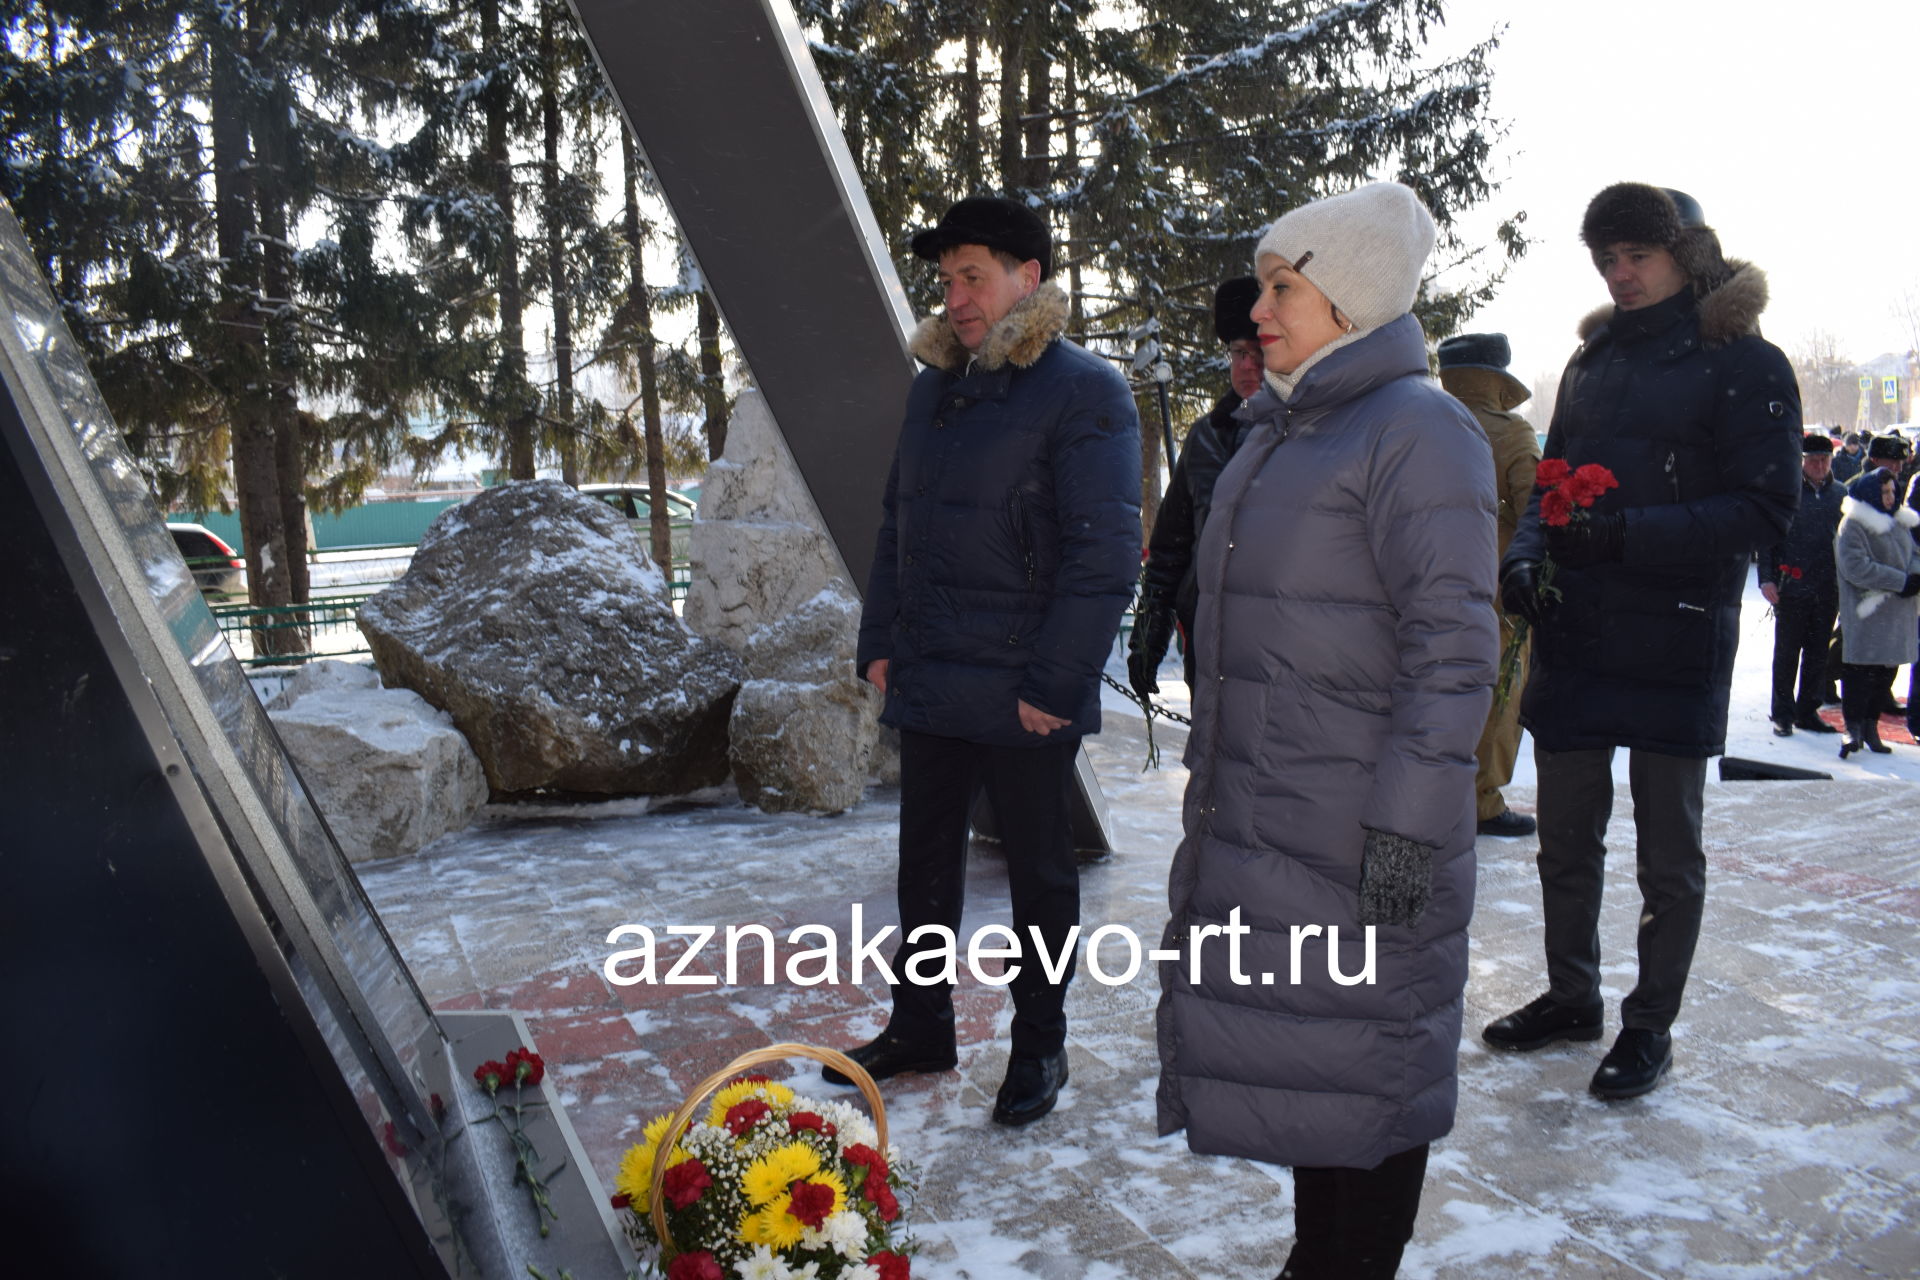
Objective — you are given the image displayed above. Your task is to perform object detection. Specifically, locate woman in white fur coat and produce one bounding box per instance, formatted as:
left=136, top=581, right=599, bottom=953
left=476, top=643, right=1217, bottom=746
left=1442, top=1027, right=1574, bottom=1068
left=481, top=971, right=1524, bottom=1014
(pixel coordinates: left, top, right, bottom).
left=1834, top=466, right=1920, bottom=756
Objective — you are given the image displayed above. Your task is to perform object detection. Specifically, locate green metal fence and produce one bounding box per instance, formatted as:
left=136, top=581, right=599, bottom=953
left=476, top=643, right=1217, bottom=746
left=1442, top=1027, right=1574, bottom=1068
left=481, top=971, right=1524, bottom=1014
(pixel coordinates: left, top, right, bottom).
left=211, top=593, right=377, bottom=667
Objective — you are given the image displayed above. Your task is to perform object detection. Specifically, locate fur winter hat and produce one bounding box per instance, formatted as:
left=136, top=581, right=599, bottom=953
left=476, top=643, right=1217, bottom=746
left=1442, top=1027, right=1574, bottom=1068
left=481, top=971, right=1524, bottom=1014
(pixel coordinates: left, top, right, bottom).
left=1868, top=435, right=1910, bottom=465
left=1581, top=183, right=1730, bottom=292
left=1213, top=277, right=1260, bottom=344
left=1802, top=432, right=1833, bottom=455
left=911, top=196, right=1052, bottom=279
left=1255, top=182, right=1436, bottom=335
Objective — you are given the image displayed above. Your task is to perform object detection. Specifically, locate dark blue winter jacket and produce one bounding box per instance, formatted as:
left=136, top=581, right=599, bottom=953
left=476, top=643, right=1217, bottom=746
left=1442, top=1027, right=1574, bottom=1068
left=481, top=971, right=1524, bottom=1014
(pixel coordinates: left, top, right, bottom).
left=1758, top=469, right=1844, bottom=606
left=1505, top=265, right=1802, bottom=756
left=857, top=281, right=1142, bottom=746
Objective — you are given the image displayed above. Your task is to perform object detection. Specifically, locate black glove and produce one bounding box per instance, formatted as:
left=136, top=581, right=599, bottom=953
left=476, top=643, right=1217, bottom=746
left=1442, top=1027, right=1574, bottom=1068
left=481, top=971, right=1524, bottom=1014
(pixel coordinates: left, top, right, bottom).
left=1358, top=828, right=1434, bottom=927
left=1127, top=604, right=1175, bottom=700
left=1545, top=511, right=1626, bottom=568
left=1500, top=561, right=1547, bottom=627
left=1901, top=573, right=1920, bottom=599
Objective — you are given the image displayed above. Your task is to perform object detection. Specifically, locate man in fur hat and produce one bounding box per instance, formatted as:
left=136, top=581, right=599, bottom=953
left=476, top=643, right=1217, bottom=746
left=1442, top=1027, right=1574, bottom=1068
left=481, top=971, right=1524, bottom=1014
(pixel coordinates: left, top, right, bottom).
left=1438, top=333, right=1542, bottom=838
left=838, top=196, right=1141, bottom=1126
left=1758, top=433, right=1845, bottom=737
left=1484, top=184, right=1801, bottom=1100
left=1128, top=277, right=1264, bottom=696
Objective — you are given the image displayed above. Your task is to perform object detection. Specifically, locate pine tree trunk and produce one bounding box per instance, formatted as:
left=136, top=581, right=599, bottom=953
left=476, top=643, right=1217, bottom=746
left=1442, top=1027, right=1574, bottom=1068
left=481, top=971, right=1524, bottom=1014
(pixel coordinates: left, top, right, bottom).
left=1022, top=15, right=1049, bottom=192
left=961, top=21, right=983, bottom=195
left=698, top=289, right=728, bottom=462
left=995, top=14, right=1025, bottom=192
left=256, top=124, right=310, bottom=613
left=542, top=3, right=578, bottom=488
left=483, top=0, right=535, bottom=480
left=618, top=134, right=671, bottom=567
left=211, top=21, right=295, bottom=653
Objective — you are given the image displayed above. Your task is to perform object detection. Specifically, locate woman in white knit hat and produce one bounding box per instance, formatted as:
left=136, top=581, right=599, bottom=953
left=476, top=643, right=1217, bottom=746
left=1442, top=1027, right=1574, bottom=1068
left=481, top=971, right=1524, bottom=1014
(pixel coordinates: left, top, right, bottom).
left=1155, top=183, right=1499, bottom=1278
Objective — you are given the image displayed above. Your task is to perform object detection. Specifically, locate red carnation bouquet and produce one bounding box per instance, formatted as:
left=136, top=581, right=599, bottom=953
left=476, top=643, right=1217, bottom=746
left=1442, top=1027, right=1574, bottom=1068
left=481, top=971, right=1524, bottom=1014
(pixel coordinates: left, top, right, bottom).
left=1495, top=459, right=1620, bottom=706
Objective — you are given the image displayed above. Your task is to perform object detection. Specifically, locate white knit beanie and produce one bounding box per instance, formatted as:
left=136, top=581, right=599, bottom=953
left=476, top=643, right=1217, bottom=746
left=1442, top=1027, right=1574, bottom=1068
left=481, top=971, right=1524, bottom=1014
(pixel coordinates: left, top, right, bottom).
left=1254, top=182, right=1437, bottom=334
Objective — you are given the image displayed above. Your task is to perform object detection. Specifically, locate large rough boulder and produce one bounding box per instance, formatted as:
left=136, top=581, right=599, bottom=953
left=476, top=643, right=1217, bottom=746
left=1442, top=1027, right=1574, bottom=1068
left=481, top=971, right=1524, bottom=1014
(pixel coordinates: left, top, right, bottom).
left=265, top=660, right=488, bottom=862
left=728, top=590, right=882, bottom=814
left=684, top=391, right=852, bottom=653
left=683, top=393, right=882, bottom=813
left=359, top=481, right=742, bottom=796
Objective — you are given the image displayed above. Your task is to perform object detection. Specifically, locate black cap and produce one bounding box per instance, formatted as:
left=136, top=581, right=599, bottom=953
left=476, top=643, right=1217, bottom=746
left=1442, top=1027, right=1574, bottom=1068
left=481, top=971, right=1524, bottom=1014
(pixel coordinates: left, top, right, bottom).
left=1868, top=434, right=1910, bottom=462
left=1437, top=333, right=1512, bottom=371
left=1213, top=277, right=1260, bottom=344
left=1801, top=432, right=1833, bottom=454
left=910, top=196, right=1051, bottom=279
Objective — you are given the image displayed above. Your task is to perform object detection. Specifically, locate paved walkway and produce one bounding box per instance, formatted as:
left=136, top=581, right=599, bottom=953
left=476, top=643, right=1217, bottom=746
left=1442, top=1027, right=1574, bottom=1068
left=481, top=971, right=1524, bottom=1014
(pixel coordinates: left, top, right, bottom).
left=360, top=705, right=1920, bottom=1278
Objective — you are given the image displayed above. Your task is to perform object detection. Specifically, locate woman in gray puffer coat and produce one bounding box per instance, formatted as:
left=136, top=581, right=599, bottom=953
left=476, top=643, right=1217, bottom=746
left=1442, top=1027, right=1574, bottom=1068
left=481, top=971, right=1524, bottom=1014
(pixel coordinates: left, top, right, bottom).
left=1155, top=183, right=1498, bottom=1280
left=1835, top=467, right=1920, bottom=757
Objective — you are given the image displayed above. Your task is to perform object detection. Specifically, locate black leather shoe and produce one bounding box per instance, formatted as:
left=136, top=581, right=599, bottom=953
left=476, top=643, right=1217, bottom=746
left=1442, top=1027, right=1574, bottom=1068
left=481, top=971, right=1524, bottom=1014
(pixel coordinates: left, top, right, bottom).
left=1482, top=992, right=1604, bottom=1051
left=820, top=1031, right=957, bottom=1086
left=1477, top=808, right=1537, bottom=838
left=991, top=1049, right=1069, bottom=1126
left=1770, top=719, right=1793, bottom=737
left=1590, top=1028, right=1672, bottom=1099
left=1793, top=715, right=1838, bottom=734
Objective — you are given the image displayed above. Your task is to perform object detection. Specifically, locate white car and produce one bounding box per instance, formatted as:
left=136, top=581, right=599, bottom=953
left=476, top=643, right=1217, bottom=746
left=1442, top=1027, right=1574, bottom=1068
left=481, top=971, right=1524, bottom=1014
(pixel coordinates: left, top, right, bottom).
left=577, top=483, right=696, bottom=566
left=166, top=522, right=246, bottom=596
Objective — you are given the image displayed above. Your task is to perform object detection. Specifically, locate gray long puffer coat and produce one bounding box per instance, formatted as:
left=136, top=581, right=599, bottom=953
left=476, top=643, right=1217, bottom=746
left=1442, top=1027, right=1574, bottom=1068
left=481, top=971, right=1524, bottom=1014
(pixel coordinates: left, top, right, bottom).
left=1835, top=484, right=1920, bottom=666
left=1155, top=313, right=1499, bottom=1170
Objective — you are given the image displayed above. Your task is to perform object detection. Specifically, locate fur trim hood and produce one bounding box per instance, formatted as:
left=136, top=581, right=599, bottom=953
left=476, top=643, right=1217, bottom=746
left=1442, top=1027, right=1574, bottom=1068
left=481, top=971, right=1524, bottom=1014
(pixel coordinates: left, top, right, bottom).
left=908, top=280, right=1070, bottom=374
left=1575, top=260, right=1770, bottom=350
left=1840, top=494, right=1919, bottom=535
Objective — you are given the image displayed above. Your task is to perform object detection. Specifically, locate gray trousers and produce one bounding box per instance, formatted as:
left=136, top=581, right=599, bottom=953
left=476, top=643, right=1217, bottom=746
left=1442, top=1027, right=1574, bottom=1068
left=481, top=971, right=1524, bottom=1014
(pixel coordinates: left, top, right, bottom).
left=1534, top=745, right=1708, bottom=1033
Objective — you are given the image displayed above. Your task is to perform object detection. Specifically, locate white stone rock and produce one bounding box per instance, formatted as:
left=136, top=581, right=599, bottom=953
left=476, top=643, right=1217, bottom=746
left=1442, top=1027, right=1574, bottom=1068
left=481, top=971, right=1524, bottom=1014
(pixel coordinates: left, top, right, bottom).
left=268, top=676, right=488, bottom=862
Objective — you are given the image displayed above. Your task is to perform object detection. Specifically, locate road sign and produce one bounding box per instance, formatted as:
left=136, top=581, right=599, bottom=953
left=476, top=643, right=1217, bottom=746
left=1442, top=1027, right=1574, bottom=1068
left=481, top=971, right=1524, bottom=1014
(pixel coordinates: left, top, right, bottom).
left=1884, top=376, right=1900, bottom=405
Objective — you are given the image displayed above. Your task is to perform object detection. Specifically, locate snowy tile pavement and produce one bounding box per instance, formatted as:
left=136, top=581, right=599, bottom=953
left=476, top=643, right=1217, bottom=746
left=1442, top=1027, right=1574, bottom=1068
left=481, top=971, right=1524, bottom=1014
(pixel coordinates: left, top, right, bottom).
left=357, top=591, right=1920, bottom=1278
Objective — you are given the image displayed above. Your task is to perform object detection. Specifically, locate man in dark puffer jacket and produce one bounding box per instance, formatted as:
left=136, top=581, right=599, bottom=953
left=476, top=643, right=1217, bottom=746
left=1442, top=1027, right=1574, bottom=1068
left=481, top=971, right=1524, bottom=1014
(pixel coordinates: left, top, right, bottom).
left=1486, top=184, right=1801, bottom=1100
left=1758, top=433, right=1844, bottom=736
left=1128, top=277, right=1263, bottom=695
left=834, top=196, right=1141, bottom=1127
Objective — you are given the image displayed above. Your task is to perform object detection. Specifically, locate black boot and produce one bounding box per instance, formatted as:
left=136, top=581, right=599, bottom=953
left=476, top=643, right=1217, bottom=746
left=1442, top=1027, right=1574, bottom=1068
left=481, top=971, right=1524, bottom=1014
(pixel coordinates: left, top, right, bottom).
left=1840, top=719, right=1865, bottom=759
left=1865, top=716, right=1893, bottom=754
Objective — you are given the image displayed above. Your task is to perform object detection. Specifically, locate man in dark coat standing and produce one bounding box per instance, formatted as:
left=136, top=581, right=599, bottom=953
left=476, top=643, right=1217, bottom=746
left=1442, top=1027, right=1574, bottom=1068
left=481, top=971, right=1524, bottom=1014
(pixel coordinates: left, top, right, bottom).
left=1486, top=184, right=1801, bottom=1100
left=835, top=196, right=1141, bottom=1126
left=1759, top=433, right=1845, bottom=737
left=1128, top=277, right=1263, bottom=695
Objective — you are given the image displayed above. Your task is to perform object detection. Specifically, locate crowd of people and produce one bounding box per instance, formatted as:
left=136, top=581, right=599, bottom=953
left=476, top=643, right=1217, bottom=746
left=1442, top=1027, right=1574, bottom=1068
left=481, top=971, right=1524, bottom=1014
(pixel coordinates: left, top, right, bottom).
left=838, top=179, right=1832, bottom=1277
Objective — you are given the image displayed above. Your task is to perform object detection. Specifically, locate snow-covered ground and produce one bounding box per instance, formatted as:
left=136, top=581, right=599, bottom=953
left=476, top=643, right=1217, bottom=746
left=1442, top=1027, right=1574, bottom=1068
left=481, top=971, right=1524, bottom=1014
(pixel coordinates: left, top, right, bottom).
left=355, top=577, right=1920, bottom=1278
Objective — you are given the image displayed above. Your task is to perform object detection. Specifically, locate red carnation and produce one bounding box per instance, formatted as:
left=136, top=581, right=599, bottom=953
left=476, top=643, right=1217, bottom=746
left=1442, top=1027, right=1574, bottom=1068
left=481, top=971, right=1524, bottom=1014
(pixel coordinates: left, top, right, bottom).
left=1539, top=488, right=1575, bottom=527
left=1792, top=567, right=1804, bottom=580
left=1566, top=463, right=1619, bottom=507
left=504, top=1047, right=545, bottom=1087
left=788, top=1111, right=829, bottom=1136
left=867, top=1251, right=911, bottom=1280
left=1535, top=458, right=1571, bottom=486
left=381, top=1121, right=409, bottom=1159
left=662, top=1157, right=712, bottom=1210
left=609, top=1192, right=630, bottom=1210
left=844, top=1143, right=882, bottom=1170
left=871, top=1181, right=899, bottom=1221
left=472, top=1059, right=508, bottom=1092
left=666, top=1251, right=724, bottom=1280
left=724, top=1099, right=772, bottom=1136
left=787, top=1179, right=836, bottom=1228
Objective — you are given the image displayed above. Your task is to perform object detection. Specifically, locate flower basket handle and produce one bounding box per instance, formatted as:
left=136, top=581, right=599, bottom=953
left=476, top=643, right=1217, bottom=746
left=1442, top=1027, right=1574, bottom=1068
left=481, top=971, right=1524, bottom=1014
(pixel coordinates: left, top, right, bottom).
left=647, top=1041, right=889, bottom=1253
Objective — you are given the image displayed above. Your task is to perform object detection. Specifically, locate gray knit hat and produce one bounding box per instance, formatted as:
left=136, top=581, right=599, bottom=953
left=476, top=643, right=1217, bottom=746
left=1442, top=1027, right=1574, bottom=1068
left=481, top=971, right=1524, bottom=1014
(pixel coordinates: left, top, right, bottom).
left=1254, top=182, right=1437, bottom=334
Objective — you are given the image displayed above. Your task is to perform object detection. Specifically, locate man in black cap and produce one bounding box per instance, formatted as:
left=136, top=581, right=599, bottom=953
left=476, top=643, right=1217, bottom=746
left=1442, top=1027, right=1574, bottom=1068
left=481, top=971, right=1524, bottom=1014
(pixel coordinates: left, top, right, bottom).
left=1437, top=332, right=1542, bottom=838
left=838, top=196, right=1141, bottom=1126
left=1486, top=183, right=1800, bottom=1101
left=1128, top=277, right=1263, bottom=697
left=1759, top=433, right=1845, bottom=736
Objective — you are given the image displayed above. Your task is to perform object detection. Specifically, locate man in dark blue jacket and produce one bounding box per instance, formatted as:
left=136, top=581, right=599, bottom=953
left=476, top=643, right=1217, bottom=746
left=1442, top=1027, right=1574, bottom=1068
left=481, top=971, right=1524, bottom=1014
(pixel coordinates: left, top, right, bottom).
left=1485, top=184, right=1800, bottom=1101
left=1759, top=433, right=1845, bottom=736
left=830, top=196, right=1141, bottom=1126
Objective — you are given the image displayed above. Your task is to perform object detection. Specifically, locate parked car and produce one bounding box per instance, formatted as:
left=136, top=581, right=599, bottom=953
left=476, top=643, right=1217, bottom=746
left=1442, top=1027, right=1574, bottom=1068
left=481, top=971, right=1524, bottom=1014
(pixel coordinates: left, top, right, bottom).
left=167, top=522, right=246, bottom=596
left=577, top=483, right=696, bottom=566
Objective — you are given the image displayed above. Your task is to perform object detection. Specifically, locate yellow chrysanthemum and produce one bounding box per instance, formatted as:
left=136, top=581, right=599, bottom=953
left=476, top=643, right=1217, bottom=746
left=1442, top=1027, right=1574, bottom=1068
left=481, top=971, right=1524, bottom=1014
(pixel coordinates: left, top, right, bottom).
left=615, top=1112, right=689, bottom=1211
left=706, top=1077, right=796, bottom=1124
left=738, top=1201, right=807, bottom=1250
left=741, top=1141, right=821, bottom=1206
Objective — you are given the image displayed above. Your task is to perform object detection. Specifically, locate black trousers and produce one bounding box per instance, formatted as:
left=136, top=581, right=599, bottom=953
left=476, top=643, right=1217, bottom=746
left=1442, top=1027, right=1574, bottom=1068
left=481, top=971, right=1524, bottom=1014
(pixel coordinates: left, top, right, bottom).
left=1841, top=663, right=1897, bottom=727
left=889, top=729, right=1080, bottom=1058
left=1770, top=596, right=1837, bottom=724
left=1534, top=745, right=1708, bottom=1033
left=1278, top=1143, right=1430, bottom=1280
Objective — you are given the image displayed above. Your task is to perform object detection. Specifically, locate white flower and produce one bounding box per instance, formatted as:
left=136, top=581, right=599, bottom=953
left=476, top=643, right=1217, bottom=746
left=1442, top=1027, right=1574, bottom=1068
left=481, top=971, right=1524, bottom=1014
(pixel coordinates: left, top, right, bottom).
left=845, top=1266, right=881, bottom=1280
left=814, top=1209, right=872, bottom=1259
left=734, top=1245, right=790, bottom=1280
